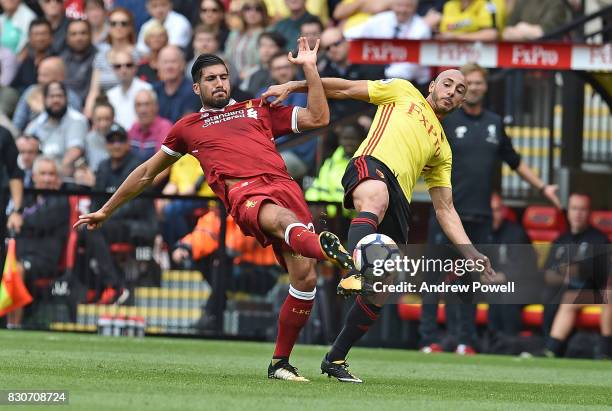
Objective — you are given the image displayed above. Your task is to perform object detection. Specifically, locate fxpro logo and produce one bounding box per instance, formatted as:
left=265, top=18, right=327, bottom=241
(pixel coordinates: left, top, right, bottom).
left=511, top=45, right=559, bottom=66
left=362, top=41, right=407, bottom=62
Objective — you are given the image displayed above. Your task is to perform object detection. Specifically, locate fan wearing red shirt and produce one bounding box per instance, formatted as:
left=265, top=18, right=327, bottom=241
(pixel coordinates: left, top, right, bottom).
left=74, top=38, right=354, bottom=382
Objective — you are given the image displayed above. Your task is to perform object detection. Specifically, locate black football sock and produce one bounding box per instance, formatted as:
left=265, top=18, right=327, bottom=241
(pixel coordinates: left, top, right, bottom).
left=546, top=337, right=566, bottom=357
left=601, top=335, right=612, bottom=358
left=347, top=212, right=379, bottom=254
left=327, top=296, right=382, bottom=362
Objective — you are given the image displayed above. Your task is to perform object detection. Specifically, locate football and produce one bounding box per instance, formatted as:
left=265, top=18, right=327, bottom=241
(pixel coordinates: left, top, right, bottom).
left=353, top=233, right=400, bottom=279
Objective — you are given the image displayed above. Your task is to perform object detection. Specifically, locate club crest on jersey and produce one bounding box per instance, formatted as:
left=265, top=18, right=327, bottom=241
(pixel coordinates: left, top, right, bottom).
left=486, top=124, right=498, bottom=144
left=455, top=126, right=467, bottom=138
left=247, top=108, right=258, bottom=119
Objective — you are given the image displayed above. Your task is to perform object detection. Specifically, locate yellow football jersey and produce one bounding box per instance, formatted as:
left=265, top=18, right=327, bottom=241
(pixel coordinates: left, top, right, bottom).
left=354, top=79, right=452, bottom=202
left=440, top=0, right=503, bottom=34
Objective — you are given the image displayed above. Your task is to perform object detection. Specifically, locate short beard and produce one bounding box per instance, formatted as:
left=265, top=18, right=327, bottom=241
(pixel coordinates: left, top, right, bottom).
left=46, top=105, right=68, bottom=120
left=201, top=95, right=230, bottom=109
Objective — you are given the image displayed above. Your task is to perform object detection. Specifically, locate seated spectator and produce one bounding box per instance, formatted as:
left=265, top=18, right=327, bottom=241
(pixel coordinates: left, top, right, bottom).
left=346, top=0, right=431, bottom=84
left=196, top=0, right=230, bottom=53
left=266, top=0, right=330, bottom=26
left=318, top=27, right=383, bottom=120
left=84, top=7, right=140, bottom=118
left=136, top=21, right=168, bottom=83
left=84, top=124, right=157, bottom=303
left=333, top=0, right=391, bottom=35
left=112, top=0, right=149, bottom=33
left=0, top=0, right=37, bottom=55
left=158, top=153, right=214, bottom=248
left=502, top=0, right=570, bottom=41
left=224, top=0, right=268, bottom=80
left=6, top=155, right=69, bottom=328
left=10, top=18, right=54, bottom=93
left=39, top=0, right=71, bottom=54
left=60, top=19, right=97, bottom=105
left=153, top=45, right=201, bottom=122
left=0, top=44, right=18, bottom=86
left=305, top=123, right=363, bottom=218
left=240, top=31, right=286, bottom=97
left=417, top=0, right=447, bottom=32
left=84, top=0, right=109, bottom=47
left=543, top=193, right=610, bottom=357
left=258, top=52, right=314, bottom=179
left=84, top=100, right=114, bottom=172
left=24, top=81, right=87, bottom=176
left=106, top=49, right=152, bottom=130
left=299, top=14, right=323, bottom=51
left=15, top=134, right=41, bottom=187
left=437, top=0, right=501, bottom=41
left=12, top=56, right=82, bottom=131
left=272, top=0, right=316, bottom=51
left=128, top=89, right=172, bottom=161
left=136, top=0, right=192, bottom=55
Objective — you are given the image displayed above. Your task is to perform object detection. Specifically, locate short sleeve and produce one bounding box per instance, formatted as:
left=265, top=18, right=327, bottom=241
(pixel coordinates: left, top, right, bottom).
left=66, top=117, right=88, bottom=149
left=161, top=121, right=188, bottom=158
left=498, top=126, right=521, bottom=170
left=423, top=138, right=452, bottom=190
left=367, top=79, right=413, bottom=106
left=268, top=104, right=301, bottom=137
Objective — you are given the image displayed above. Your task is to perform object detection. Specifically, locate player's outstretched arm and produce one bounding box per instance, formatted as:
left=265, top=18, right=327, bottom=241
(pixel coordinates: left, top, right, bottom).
left=429, top=186, right=495, bottom=279
left=73, top=150, right=178, bottom=230
left=261, top=78, right=370, bottom=106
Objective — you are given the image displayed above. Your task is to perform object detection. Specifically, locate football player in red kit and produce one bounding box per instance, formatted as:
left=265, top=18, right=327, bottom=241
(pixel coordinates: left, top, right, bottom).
left=74, top=38, right=354, bottom=381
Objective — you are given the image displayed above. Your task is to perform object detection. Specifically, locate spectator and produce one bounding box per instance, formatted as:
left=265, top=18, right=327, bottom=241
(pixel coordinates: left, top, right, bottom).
left=437, top=0, right=501, bottom=41
left=38, top=0, right=71, bottom=54
left=266, top=0, right=330, bottom=26
left=6, top=155, right=68, bottom=328
left=305, top=123, right=363, bottom=218
left=84, top=0, right=108, bottom=47
left=10, top=18, right=54, bottom=93
left=543, top=193, right=610, bottom=357
left=60, top=19, right=97, bottom=104
left=24, top=81, right=87, bottom=176
left=258, top=52, right=313, bottom=179
left=153, top=45, right=201, bottom=122
left=136, top=0, right=192, bottom=55
left=419, top=63, right=561, bottom=355
left=136, top=20, right=167, bottom=83
left=0, top=124, right=25, bottom=266
left=318, top=26, right=383, bottom=120
left=12, top=56, right=82, bottom=131
left=87, top=125, right=157, bottom=303
left=84, top=100, right=114, bottom=172
left=224, top=0, right=268, bottom=80
left=106, top=49, right=152, bottom=130
left=346, top=0, right=431, bottom=84
left=240, top=31, right=286, bottom=97
left=112, top=0, right=149, bottom=33
left=299, top=14, right=323, bottom=50
left=15, top=134, right=40, bottom=187
left=0, top=43, right=18, bottom=86
left=417, top=0, right=446, bottom=32
left=333, top=0, right=391, bottom=34
left=196, top=0, right=229, bottom=52
left=502, top=0, right=570, bottom=41
left=128, top=89, right=172, bottom=161
left=84, top=7, right=139, bottom=118
left=0, top=67, right=19, bottom=118
left=272, top=0, right=316, bottom=51
left=0, top=0, right=36, bottom=55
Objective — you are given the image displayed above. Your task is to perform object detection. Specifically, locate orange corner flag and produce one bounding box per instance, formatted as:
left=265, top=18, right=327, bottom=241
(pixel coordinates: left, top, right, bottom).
left=0, top=238, right=33, bottom=317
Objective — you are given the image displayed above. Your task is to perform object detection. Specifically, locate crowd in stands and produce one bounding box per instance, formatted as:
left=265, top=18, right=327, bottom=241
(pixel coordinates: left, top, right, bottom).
left=0, top=0, right=609, bottom=357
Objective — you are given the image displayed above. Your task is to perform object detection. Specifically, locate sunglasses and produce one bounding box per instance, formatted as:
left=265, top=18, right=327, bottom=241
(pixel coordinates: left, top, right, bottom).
left=112, top=63, right=135, bottom=69
left=242, top=5, right=263, bottom=12
left=106, top=137, right=127, bottom=144
left=201, top=7, right=220, bottom=13
left=325, top=38, right=345, bottom=50
left=110, top=20, right=130, bottom=27
left=42, top=0, right=63, bottom=4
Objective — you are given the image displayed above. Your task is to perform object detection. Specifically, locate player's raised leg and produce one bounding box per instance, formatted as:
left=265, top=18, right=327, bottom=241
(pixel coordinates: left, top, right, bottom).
left=266, top=251, right=317, bottom=381
left=258, top=202, right=353, bottom=270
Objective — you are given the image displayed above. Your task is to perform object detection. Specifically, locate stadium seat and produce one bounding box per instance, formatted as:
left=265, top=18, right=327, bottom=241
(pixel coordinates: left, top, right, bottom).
left=396, top=300, right=489, bottom=326
left=522, top=206, right=566, bottom=243
left=502, top=205, right=518, bottom=223
left=590, top=210, right=612, bottom=242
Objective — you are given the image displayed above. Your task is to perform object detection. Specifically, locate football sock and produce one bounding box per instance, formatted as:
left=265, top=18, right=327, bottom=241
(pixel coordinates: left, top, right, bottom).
left=273, top=286, right=315, bottom=359
left=601, top=335, right=612, bottom=358
left=347, top=212, right=379, bottom=254
left=327, top=296, right=382, bottom=361
left=285, top=223, right=326, bottom=260
left=546, top=337, right=566, bottom=357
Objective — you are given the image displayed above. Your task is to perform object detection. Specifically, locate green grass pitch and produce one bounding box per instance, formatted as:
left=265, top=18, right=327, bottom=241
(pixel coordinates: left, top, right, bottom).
left=1, top=330, right=611, bottom=411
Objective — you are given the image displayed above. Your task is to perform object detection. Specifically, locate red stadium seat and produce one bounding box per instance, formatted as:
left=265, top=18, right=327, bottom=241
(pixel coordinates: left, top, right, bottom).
left=502, top=206, right=518, bottom=223
left=396, top=301, right=489, bottom=326
left=590, top=210, right=612, bottom=242
left=522, top=206, right=566, bottom=243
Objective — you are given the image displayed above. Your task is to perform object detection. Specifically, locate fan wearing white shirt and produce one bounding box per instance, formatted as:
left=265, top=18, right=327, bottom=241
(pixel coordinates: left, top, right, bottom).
left=344, top=0, right=431, bottom=84
left=136, top=0, right=192, bottom=55
left=106, top=50, right=152, bottom=130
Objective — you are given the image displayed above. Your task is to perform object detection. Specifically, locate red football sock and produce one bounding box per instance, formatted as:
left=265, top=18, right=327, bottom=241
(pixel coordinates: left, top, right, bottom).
left=273, top=289, right=315, bottom=359
left=285, top=224, right=326, bottom=260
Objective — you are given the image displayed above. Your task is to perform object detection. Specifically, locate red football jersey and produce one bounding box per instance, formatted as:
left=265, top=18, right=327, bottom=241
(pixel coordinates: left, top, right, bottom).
left=161, top=98, right=301, bottom=210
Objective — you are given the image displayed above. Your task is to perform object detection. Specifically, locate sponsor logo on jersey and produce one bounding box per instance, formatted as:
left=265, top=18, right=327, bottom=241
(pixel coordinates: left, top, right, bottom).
left=376, top=169, right=385, bottom=179
left=245, top=200, right=258, bottom=208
